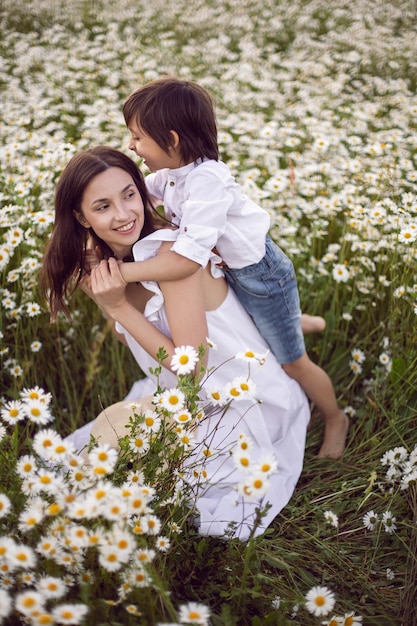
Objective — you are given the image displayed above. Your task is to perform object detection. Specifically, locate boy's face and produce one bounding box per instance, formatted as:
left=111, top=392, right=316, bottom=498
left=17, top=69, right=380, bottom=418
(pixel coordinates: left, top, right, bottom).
left=127, top=121, right=183, bottom=172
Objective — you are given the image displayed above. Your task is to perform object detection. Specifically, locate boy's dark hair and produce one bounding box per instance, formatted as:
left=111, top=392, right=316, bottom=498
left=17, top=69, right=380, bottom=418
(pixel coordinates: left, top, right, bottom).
left=123, top=77, right=219, bottom=163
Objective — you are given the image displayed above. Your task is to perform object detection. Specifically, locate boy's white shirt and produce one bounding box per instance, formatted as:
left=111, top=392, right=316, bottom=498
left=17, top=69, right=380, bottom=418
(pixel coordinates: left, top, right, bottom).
left=145, top=159, right=270, bottom=269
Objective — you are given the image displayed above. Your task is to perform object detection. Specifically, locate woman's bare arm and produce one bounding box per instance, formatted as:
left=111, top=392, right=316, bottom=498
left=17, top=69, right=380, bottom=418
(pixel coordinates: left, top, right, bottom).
left=90, top=257, right=209, bottom=372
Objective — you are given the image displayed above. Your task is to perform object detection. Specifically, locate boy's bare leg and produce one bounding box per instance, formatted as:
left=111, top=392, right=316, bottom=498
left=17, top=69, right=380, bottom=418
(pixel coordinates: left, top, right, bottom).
left=283, top=353, right=349, bottom=459
left=301, top=314, right=326, bottom=334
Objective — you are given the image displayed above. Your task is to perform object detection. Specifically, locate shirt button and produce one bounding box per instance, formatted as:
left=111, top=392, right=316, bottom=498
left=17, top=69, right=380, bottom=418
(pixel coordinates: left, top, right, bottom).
left=172, top=213, right=176, bottom=218
left=169, top=181, right=175, bottom=186
left=184, top=226, right=188, bottom=232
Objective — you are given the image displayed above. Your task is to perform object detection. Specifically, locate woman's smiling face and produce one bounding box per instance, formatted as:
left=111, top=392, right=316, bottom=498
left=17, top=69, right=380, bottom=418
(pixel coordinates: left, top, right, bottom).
left=79, top=167, right=145, bottom=258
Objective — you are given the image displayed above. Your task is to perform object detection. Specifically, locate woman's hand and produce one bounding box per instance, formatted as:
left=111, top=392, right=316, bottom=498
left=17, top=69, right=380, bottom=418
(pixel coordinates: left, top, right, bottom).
left=90, top=257, right=128, bottom=318
left=79, top=272, right=95, bottom=301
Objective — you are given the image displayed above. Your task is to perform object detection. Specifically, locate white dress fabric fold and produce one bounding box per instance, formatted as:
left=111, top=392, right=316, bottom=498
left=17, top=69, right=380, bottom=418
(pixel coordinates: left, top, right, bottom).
left=112, top=229, right=311, bottom=540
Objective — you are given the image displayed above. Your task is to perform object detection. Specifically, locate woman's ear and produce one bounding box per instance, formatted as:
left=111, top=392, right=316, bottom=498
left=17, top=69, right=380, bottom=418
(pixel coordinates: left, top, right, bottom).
left=74, top=211, right=90, bottom=228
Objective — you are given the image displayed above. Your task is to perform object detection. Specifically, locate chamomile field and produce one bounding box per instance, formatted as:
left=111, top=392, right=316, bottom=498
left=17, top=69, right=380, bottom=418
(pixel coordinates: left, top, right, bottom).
left=0, top=1, right=416, bottom=624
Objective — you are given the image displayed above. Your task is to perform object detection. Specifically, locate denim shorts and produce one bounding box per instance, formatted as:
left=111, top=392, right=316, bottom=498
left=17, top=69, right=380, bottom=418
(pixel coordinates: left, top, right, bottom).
left=224, top=235, right=305, bottom=365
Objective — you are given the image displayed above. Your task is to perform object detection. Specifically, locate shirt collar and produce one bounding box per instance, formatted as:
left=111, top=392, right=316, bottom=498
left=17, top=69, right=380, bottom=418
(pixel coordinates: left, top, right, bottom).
left=167, top=158, right=204, bottom=179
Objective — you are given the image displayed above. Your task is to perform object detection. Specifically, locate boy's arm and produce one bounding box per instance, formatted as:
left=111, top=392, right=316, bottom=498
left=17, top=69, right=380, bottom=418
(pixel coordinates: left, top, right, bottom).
left=119, top=249, right=201, bottom=284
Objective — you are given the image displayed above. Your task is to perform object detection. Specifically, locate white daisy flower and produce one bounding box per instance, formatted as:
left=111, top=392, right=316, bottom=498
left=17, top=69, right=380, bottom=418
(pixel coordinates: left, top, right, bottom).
left=26, top=301, right=41, bottom=317
left=9, top=543, right=37, bottom=570
left=324, top=510, right=339, bottom=528
left=159, top=388, right=186, bottom=412
left=32, top=429, right=62, bottom=458
left=382, top=510, right=397, bottom=534
left=253, top=453, right=278, bottom=476
left=0, top=494, right=12, bottom=518
left=155, top=536, right=171, bottom=552
left=398, top=227, right=417, bottom=243
left=15, top=590, right=45, bottom=616
left=349, top=360, right=362, bottom=375
left=362, top=510, right=379, bottom=531
left=38, top=576, right=67, bottom=600
left=1, top=399, right=25, bottom=425
left=176, top=430, right=195, bottom=450
left=141, top=514, right=161, bottom=535
left=305, top=585, right=336, bottom=617
left=204, top=387, right=228, bottom=406
left=178, top=601, right=211, bottom=625
left=88, top=444, right=118, bottom=471
left=351, top=348, right=365, bottom=363
left=170, top=345, right=199, bottom=375
left=16, top=454, right=38, bottom=478
left=51, top=602, right=89, bottom=624
left=332, top=264, right=350, bottom=283
left=20, top=386, right=52, bottom=405
left=235, top=349, right=260, bottom=362
left=129, top=434, right=150, bottom=455
left=230, top=376, right=257, bottom=399
left=173, top=409, right=193, bottom=425
left=238, top=472, right=270, bottom=500
left=232, top=449, right=253, bottom=473
left=142, top=410, right=161, bottom=432
left=23, top=399, right=54, bottom=426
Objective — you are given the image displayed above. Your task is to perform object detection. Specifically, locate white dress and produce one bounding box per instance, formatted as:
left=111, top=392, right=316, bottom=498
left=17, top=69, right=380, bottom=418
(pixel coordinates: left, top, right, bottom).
left=117, top=229, right=310, bottom=541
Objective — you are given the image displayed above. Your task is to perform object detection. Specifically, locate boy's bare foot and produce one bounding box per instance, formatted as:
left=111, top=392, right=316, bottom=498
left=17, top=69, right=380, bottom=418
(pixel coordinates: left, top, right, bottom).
left=301, top=314, right=326, bottom=335
left=317, top=410, right=349, bottom=459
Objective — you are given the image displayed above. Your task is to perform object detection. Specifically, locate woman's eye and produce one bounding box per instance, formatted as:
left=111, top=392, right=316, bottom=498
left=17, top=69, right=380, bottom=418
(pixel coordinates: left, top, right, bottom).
left=96, top=204, right=108, bottom=211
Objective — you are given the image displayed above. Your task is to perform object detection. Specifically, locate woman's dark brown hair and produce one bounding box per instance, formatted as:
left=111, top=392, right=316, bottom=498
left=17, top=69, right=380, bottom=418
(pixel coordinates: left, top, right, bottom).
left=123, top=76, right=219, bottom=163
left=40, top=146, right=157, bottom=320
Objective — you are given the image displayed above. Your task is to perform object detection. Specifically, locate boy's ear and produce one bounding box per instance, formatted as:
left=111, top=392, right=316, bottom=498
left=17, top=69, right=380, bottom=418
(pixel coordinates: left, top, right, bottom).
left=169, top=130, right=180, bottom=149
left=74, top=211, right=90, bottom=228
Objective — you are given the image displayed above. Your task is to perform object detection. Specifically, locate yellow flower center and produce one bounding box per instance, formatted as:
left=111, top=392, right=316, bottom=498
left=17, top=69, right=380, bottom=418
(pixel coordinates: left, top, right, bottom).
left=47, top=504, right=61, bottom=515
left=179, top=355, right=189, bottom=364
left=315, top=596, right=325, bottom=606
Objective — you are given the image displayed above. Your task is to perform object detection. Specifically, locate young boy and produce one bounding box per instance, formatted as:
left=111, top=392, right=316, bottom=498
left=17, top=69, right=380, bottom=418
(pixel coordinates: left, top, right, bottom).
left=117, top=76, right=348, bottom=459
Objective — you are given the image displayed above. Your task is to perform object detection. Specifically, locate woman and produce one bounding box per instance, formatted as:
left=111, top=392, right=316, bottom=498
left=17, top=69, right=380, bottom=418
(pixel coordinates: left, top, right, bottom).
left=41, top=147, right=309, bottom=540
